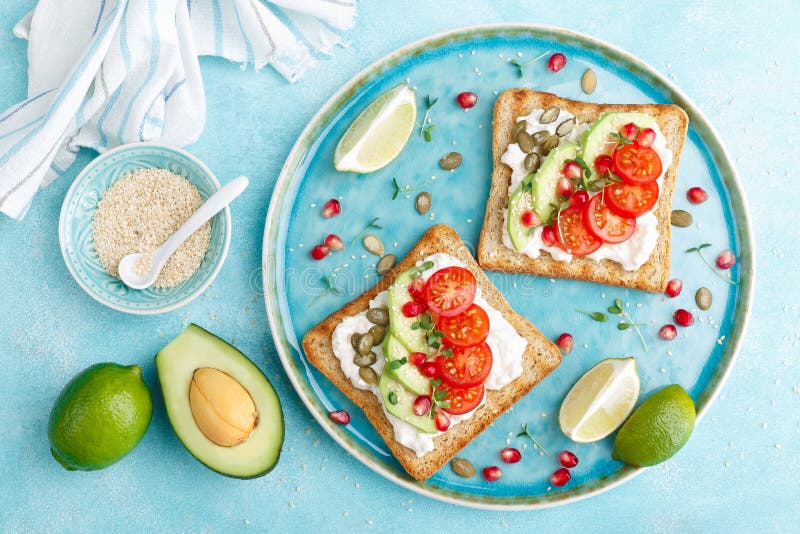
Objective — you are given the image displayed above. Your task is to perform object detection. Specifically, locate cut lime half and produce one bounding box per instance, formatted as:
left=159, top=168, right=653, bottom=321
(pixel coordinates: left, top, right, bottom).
left=334, top=84, right=417, bottom=173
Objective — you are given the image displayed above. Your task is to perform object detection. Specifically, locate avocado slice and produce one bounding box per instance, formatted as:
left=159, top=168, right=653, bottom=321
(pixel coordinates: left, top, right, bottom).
left=581, top=112, right=657, bottom=175
left=155, top=324, right=284, bottom=479
left=379, top=372, right=436, bottom=433
left=383, top=334, right=431, bottom=395
left=387, top=263, right=431, bottom=353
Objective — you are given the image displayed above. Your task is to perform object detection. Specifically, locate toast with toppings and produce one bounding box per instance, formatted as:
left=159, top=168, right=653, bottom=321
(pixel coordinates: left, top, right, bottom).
left=302, top=224, right=561, bottom=481
left=477, top=89, right=689, bottom=292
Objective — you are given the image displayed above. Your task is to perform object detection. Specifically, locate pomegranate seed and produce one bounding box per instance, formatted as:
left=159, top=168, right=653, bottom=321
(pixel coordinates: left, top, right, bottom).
left=541, top=226, right=557, bottom=247
left=412, top=395, right=432, bottom=416
left=482, top=466, right=503, bottom=482
left=674, top=308, right=694, bottom=327
left=594, top=154, right=613, bottom=175
left=664, top=278, right=683, bottom=298
left=456, top=91, right=478, bottom=109
left=556, top=177, right=574, bottom=197
left=556, top=333, right=574, bottom=354
left=420, top=361, right=439, bottom=378
left=434, top=410, right=450, bottom=431
left=636, top=127, right=656, bottom=148
left=408, top=277, right=426, bottom=302
left=324, top=234, right=344, bottom=251
left=310, top=244, right=330, bottom=260
left=328, top=410, right=350, bottom=425
left=321, top=198, right=341, bottom=218
left=619, top=122, right=639, bottom=141
left=687, top=186, right=708, bottom=204
left=409, top=351, right=427, bottom=366
left=550, top=467, right=571, bottom=487
left=401, top=301, right=425, bottom=318
left=521, top=210, right=541, bottom=228
left=500, top=447, right=522, bottom=464
left=547, top=53, right=567, bottom=73
left=558, top=450, right=579, bottom=468
left=562, top=160, right=582, bottom=179
left=658, top=324, right=677, bottom=341
left=569, top=190, right=589, bottom=206
left=716, top=249, right=736, bottom=270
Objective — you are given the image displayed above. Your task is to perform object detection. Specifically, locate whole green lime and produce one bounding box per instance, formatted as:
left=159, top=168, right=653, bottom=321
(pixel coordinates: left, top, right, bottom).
left=612, top=384, right=696, bottom=466
left=48, top=363, right=153, bottom=471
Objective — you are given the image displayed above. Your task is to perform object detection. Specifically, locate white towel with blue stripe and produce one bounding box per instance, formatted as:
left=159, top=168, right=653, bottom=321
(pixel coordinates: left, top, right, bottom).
left=0, top=0, right=356, bottom=220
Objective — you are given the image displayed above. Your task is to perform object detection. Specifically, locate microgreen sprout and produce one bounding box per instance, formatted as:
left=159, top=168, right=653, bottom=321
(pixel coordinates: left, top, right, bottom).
left=685, top=243, right=737, bottom=285
left=508, top=50, right=552, bottom=78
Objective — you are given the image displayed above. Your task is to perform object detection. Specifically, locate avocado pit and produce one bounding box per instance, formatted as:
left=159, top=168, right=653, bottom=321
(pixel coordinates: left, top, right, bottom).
left=189, top=367, right=258, bottom=447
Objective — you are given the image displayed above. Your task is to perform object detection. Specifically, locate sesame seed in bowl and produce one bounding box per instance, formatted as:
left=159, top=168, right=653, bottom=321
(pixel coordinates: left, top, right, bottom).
left=59, top=143, right=232, bottom=315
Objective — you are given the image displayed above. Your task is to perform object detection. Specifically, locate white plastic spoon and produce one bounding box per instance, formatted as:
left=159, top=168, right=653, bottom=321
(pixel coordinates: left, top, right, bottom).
left=118, top=175, right=249, bottom=290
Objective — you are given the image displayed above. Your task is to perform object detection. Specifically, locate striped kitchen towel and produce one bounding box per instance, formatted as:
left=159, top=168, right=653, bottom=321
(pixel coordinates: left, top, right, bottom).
left=0, top=0, right=356, bottom=220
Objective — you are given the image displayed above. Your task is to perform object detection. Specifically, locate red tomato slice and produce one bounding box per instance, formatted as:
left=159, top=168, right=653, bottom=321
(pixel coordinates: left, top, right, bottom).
left=437, top=304, right=490, bottom=347
left=439, top=382, right=485, bottom=415
left=612, top=144, right=662, bottom=185
left=424, top=266, right=476, bottom=317
left=436, top=342, right=493, bottom=388
left=584, top=194, right=637, bottom=244
left=555, top=204, right=602, bottom=256
left=605, top=181, right=659, bottom=218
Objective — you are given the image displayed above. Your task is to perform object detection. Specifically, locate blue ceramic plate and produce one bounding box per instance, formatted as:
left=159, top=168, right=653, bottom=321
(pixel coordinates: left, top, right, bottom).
left=263, top=25, right=753, bottom=509
left=59, top=143, right=231, bottom=315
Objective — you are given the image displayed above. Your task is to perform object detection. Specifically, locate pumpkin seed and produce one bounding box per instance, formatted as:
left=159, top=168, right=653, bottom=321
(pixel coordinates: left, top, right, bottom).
left=532, top=130, right=550, bottom=146
left=539, top=105, right=560, bottom=124
left=358, top=366, right=379, bottom=385
left=517, top=130, right=536, bottom=153
left=524, top=152, right=541, bottom=173
left=368, top=324, right=386, bottom=346
left=450, top=457, right=476, bottom=478
left=350, top=333, right=362, bottom=351
left=376, top=254, right=396, bottom=276
left=353, top=350, right=377, bottom=367
left=513, top=120, right=528, bottom=137
left=671, top=210, right=693, bottom=227
left=439, top=152, right=463, bottom=170
left=581, top=68, right=597, bottom=94
left=543, top=134, right=560, bottom=154
left=695, top=287, right=713, bottom=310
left=415, top=192, right=432, bottom=215
left=366, top=307, right=389, bottom=325
left=556, top=117, right=576, bottom=137
left=362, top=234, right=384, bottom=256
left=356, top=332, right=374, bottom=355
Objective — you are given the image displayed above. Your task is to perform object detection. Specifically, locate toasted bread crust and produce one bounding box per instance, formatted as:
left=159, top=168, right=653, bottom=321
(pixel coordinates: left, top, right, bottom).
left=477, top=90, right=689, bottom=292
left=302, top=224, right=561, bottom=480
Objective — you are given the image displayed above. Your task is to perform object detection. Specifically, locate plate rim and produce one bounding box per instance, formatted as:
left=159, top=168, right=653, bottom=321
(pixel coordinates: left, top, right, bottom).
left=262, top=23, right=754, bottom=510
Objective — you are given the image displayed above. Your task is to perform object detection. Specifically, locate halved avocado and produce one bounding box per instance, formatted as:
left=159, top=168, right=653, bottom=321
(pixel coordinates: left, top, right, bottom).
left=155, top=324, right=284, bottom=479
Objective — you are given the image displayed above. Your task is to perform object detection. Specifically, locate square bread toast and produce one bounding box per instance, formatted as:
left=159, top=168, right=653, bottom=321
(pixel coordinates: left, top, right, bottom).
left=302, top=224, right=562, bottom=481
left=477, top=89, right=689, bottom=293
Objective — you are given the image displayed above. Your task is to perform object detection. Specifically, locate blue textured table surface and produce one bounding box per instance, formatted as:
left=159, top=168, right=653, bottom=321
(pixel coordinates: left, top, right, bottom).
left=1, top=1, right=796, bottom=531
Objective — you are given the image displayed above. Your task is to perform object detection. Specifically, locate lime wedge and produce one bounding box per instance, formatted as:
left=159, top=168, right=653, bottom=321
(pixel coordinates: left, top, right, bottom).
left=334, top=84, right=417, bottom=173
left=558, top=357, right=640, bottom=443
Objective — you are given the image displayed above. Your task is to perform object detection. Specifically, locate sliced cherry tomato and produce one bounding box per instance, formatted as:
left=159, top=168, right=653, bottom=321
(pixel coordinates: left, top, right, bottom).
left=605, top=181, right=659, bottom=218
left=423, top=266, right=476, bottom=317
left=437, top=304, right=490, bottom=347
left=439, top=382, right=485, bottom=415
left=612, top=143, right=662, bottom=185
left=436, top=342, right=493, bottom=388
left=555, top=204, right=602, bottom=256
left=583, top=194, right=637, bottom=244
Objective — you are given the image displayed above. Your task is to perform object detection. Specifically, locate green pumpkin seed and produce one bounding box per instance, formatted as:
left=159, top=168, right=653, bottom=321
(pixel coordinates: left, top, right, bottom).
left=450, top=457, right=476, bottom=478
left=517, top=130, right=536, bottom=153
left=581, top=68, right=597, bottom=94
left=368, top=325, right=386, bottom=346
left=376, top=254, right=396, bottom=276
left=539, top=106, right=560, bottom=124
left=439, top=152, right=463, bottom=170
left=556, top=117, right=576, bottom=137
left=513, top=120, right=528, bottom=137
left=532, top=130, right=550, bottom=146
left=524, top=152, right=541, bottom=173
left=696, top=287, right=713, bottom=310
left=415, top=192, right=432, bottom=215
left=350, top=333, right=362, bottom=351
left=358, top=366, right=379, bottom=385
left=357, top=332, right=374, bottom=355
left=353, top=350, right=377, bottom=367
left=366, top=307, right=389, bottom=325
left=671, top=210, right=693, bottom=227
left=363, top=234, right=384, bottom=256
left=543, top=134, right=560, bottom=154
